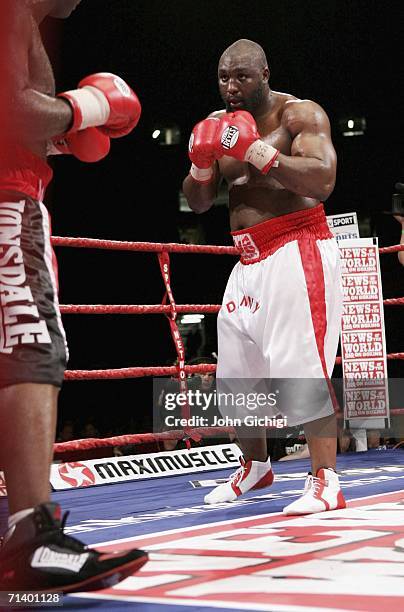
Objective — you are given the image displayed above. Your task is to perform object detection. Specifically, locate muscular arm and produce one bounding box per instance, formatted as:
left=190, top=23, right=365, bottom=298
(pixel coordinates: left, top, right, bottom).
left=14, top=92, right=73, bottom=142
left=182, top=163, right=221, bottom=213
left=4, top=3, right=73, bottom=143
left=269, top=101, right=337, bottom=202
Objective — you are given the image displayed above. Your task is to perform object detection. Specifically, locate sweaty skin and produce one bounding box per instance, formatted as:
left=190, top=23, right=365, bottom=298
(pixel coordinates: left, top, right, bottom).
left=217, top=93, right=335, bottom=230
left=0, top=0, right=80, bottom=515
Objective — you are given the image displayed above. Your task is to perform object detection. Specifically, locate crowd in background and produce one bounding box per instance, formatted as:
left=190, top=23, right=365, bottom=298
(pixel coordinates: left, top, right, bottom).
left=55, top=353, right=402, bottom=463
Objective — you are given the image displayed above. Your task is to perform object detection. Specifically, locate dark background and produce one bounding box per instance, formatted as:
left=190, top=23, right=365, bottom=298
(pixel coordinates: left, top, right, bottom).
left=43, top=0, right=403, bottom=439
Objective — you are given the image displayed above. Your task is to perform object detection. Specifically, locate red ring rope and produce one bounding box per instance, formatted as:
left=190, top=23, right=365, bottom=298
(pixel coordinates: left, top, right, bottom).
left=51, top=234, right=404, bottom=453
left=52, top=235, right=404, bottom=255
left=52, top=236, right=237, bottom=255
left=53, top=410, right=404, bottom=453
left=64, top=355, right=404, bottom=380
left=64, top=364, right=216, bottom=380
left=59, top=299, right=404, bottom=315
left=54, top=427, right=235, bottom=454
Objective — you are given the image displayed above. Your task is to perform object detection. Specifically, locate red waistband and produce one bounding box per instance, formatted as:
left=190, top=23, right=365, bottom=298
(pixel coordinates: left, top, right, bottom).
left=231, top=204, right=333, bottom=264
left=0, top=147, right=53, bottom=201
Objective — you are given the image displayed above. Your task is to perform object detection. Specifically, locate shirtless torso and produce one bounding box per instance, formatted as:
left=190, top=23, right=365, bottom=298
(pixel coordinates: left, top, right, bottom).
left=215, top=93, right=321, bottom=230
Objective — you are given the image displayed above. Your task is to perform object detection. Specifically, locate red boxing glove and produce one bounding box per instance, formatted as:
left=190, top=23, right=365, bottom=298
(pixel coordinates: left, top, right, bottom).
left=49, top=127, right=111, bottom=162
left=59, top=72, right=141, bottom=138
left=216, top=111, right=279, bottom=174
left=188, top=117, right=220, bottom=182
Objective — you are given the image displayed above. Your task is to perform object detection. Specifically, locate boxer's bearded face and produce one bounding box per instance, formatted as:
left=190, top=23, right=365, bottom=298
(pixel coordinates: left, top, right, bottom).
left=218, top=55, right=268, bottom=115
left=239, top=81, right=267, bottom=114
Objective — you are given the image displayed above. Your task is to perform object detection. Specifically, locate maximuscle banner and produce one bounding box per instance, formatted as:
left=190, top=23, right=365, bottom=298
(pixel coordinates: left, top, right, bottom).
left=50, top=444, right=243, bottom=491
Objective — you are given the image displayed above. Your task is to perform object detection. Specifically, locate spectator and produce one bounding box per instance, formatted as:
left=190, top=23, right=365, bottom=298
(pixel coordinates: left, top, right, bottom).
left=338, top=427, right=355, bottom=453
left=367, top=429, right=383, bottom=449
left=56, top=421, right=75, bottom=443
left=81, top=421, right=100, bottom=439
left=188, top=356, right=216, bottom=394
left=393, top=214, right=404, bottom=266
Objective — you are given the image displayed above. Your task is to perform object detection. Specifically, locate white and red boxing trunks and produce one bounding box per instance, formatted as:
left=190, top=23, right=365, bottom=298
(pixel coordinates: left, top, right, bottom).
left=0, top=148, right=68, bottom=388
left=216, top=204, right=342, bottom=427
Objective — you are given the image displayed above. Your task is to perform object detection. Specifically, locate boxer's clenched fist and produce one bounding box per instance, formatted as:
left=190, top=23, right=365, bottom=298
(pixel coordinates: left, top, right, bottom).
left=49, top=127, right=110, bottom=162
left=59, top=73, right=141, bottom=138
left=216, top=111, right=279, bottom=174
left=188, top=117, right=220, bottom=183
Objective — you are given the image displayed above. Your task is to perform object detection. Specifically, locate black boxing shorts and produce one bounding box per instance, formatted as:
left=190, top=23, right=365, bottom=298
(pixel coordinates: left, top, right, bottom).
left=0, top=150, right=68, bottom=388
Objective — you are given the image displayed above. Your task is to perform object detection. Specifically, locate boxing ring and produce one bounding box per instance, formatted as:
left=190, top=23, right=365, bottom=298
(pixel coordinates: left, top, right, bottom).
left=44, top=450, right=404, bottom=612
left=3, top=235, right=404, bottom=611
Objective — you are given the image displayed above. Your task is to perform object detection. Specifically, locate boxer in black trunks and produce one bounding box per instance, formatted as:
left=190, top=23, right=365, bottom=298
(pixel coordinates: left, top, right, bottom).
left=0, top=0, right=147, bottom=591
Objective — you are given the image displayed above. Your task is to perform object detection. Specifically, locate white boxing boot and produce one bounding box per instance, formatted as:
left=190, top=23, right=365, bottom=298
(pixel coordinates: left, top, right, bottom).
left=204, top=456, right=274, bottom=504
left=283, top=467, right=346, bottom=515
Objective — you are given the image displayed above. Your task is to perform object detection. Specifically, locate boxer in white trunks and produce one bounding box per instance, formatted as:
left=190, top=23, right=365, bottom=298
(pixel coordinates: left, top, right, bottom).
left=183, top=39, right=345, bottom=515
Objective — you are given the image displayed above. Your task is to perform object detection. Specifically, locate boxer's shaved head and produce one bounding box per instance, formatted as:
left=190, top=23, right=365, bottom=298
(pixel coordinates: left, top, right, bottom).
left=219, top=39, right=268, bottom=70
left=218, top=39, right=270, bottom=115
